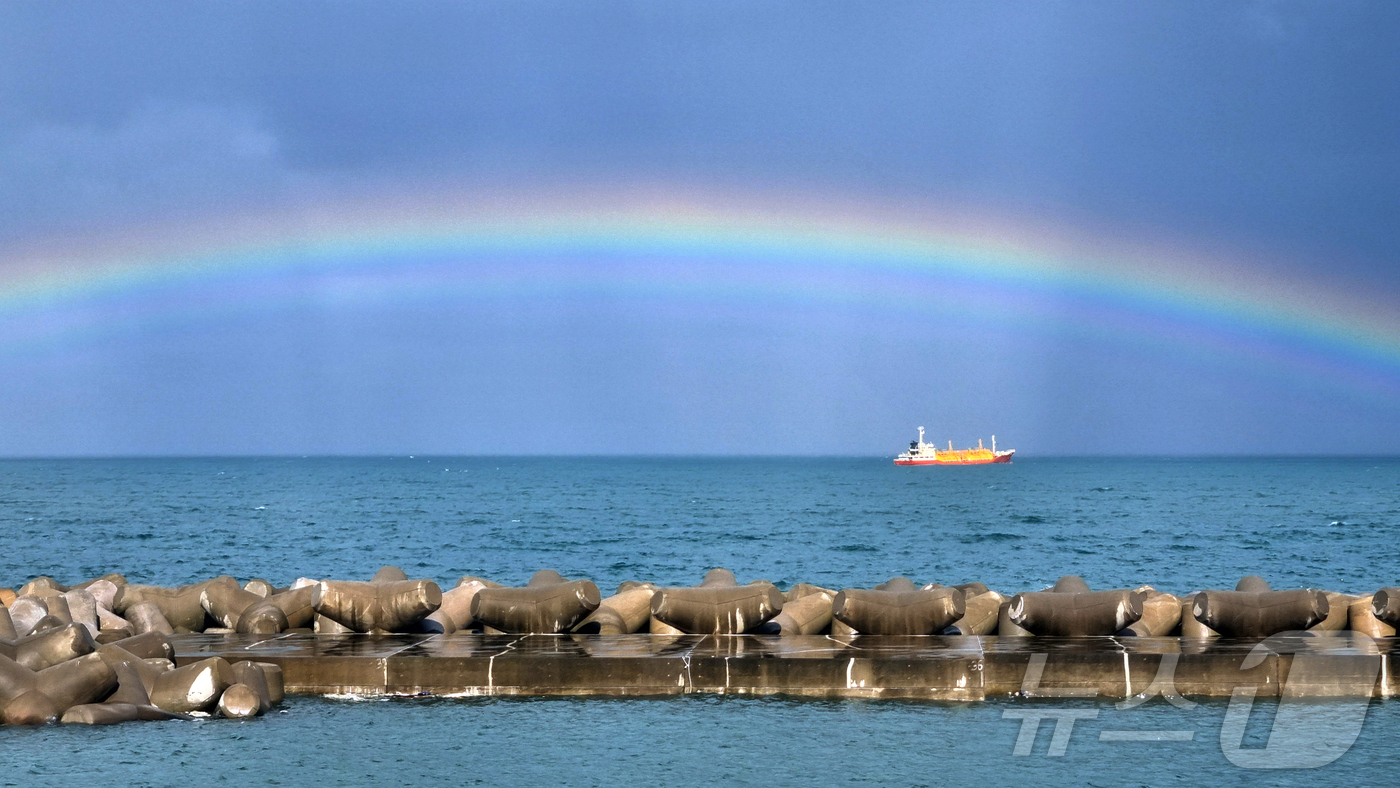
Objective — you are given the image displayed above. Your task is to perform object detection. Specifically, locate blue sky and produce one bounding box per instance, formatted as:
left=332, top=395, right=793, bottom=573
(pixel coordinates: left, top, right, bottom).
left=1, top=2, right=1397, bottom=456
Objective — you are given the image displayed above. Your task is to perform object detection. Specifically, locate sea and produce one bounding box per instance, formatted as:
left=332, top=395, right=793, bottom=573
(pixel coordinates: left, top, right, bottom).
left=1, top=456, right=1398, bottom=787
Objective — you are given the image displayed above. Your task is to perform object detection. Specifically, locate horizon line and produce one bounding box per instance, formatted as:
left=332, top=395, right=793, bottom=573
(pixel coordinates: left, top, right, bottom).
left=1, top=453, right=1397, bottom=461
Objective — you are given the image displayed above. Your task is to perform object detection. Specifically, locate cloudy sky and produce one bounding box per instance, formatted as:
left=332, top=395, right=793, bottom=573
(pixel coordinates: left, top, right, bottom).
left=1, top=1, right=1397, bottom=456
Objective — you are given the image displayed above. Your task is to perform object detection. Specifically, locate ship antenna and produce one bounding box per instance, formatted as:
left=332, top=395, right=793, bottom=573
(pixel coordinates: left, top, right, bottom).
left=917, top=426, right=925, bottom=445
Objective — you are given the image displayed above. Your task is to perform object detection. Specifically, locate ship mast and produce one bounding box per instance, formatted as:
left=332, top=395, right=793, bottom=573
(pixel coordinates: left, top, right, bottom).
left=917, top=426, right=925, bottom=447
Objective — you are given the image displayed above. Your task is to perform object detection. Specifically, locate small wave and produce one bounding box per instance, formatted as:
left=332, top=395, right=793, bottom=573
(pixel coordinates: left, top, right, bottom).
left=833, top=544, right=880, bottom=553
left=1016, top=515, right=1046, bottom=524
left=958, top=532, right=1027, bottom=543
left=323, top=692, right=391, bottom=702
left=1091, top=487, right=1115, bottom=492
left=439, top=688, right=495, bottom=698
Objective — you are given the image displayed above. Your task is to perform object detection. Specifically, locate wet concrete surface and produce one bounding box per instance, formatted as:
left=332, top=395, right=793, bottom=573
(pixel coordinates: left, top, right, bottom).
left=169, top=633, right=1400, bottom=700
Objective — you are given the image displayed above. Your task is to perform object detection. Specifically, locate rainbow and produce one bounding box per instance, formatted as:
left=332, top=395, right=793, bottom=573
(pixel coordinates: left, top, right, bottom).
left=1, top=185, right=1397, bottom=389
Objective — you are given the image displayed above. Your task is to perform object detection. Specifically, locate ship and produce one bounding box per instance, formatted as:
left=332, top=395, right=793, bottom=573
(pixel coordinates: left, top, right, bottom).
left=894, top=426, right=1014, bottom=466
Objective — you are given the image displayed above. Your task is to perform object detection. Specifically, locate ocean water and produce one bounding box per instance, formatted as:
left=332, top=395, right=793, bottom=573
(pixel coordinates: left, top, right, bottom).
left=2, top=456, right=1399, bottom=786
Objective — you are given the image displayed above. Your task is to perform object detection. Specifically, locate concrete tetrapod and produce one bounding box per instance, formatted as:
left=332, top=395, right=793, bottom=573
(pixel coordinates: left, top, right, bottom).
left=231, top=662, right=273, bottom=713
left=96, top=630, right=135, bottom=645
left=1350, top=594, right=1396, bottom=639
left=113, top=578, right=238, bottom=632
left=264, top=585, right=316, bottom=630
left=62, top=703, right=139, bottom=725
left=218, top=684, right=262, bottom=719
left=458, top=576, right=505, bottom=590
left=150, top=657, right=233, bottom=714
left=18, top=578, right=66, bottom=596
left=84, top=580, right=120, bottom=613
left=35, top=653, right=119, bottom=711
left=1305, top=592, right=1353, bottom=636
left=1008, top=589, right=1144, bottom=636
left=8, top=597, right=48, bottom=637
left=1191, top=589, right=1328, bottom=637
left=98, top=645, right=171, bottom=699
left=651, top=570, right=784, bottom=635
left=3, top=622, right=97, bottom=671
left=103, top=660, right=152, bottom=705
left=254, top=662, right=284, bottom=705
left=61, top=590, right=99, bottom=637
left=648, top=616, right=684, bottom=636
left=784, top=583, right=835, bottom=602
left=942, top=591, right=1005, bottom=636
left=371, top=566, right=410, bottom=583
left=1178, top=583, right=1262, bottom=639
left=1179, top=592, right=1220, bottom=638
left=126, top=602, right=176, bottom=636
left=69, top=574, right=126, bottom=592
left=757, top=589, right=834, bottom=635
left=132, top=705, right=191, bottom=721
left=106, top=632, right=175, bottom=661
left=243, top=579, right=277, bottom=598
left=2, top=690, right=59, bottom=725
left=874, top=577, right=918, bottom=593
left=97, top=608, right=133, bottom=638
left=419, top=578, right=497, bottom=634
left=951, top=581, right=992, bottom=599
left=29, top=615, right=68, bottom=636
left=201, top=583, right=289, bottom=634
left=572, top=585, right=656, bottom=635
left=0, top=653, right=40, bottom=708
left=832, top=584, right=964, bottom=636
left=472, top=571, right=602, bottom=634
left=1370, top=588, right=1400, bottom=627
left=0, top=607, right=14, bottom=641
left=42, top=596, right=73, bottom=626
left=0, top=650, right=118, bottom=718
left=30, top=613, right=69, bottom=638
left=1052, top=575, right=1093, bottom=594
left=997, top=599, right=1032, bottom=636
left=1118, top=589, right=1183, bottom=637
left=1235, top=575, right=1272, bottom=593
left=312, top=579, right=442, bottom=633
left=315, top=614, right=354, bottom=634
left=60, top=703, right=190, bottom=724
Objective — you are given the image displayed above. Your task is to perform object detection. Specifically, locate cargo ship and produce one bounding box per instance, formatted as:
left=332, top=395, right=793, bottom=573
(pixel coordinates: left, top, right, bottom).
left=894, top=426, right=1014, bottom=465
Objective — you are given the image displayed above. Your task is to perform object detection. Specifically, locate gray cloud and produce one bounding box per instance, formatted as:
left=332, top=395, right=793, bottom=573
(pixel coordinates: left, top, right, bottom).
left=0, top=101, right=301, bottom=239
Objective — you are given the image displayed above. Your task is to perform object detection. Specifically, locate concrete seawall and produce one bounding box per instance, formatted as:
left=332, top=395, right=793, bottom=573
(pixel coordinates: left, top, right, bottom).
left=171, top=633, right=1400, bottom=701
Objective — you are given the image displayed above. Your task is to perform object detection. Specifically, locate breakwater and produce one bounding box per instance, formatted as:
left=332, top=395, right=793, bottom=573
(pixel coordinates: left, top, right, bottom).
left=5, top=566, right=1400, bottom=722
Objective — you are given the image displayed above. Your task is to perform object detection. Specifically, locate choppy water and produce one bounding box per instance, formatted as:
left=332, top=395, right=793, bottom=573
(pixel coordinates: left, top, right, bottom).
left=2, top=456, right=1399, bottom=785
